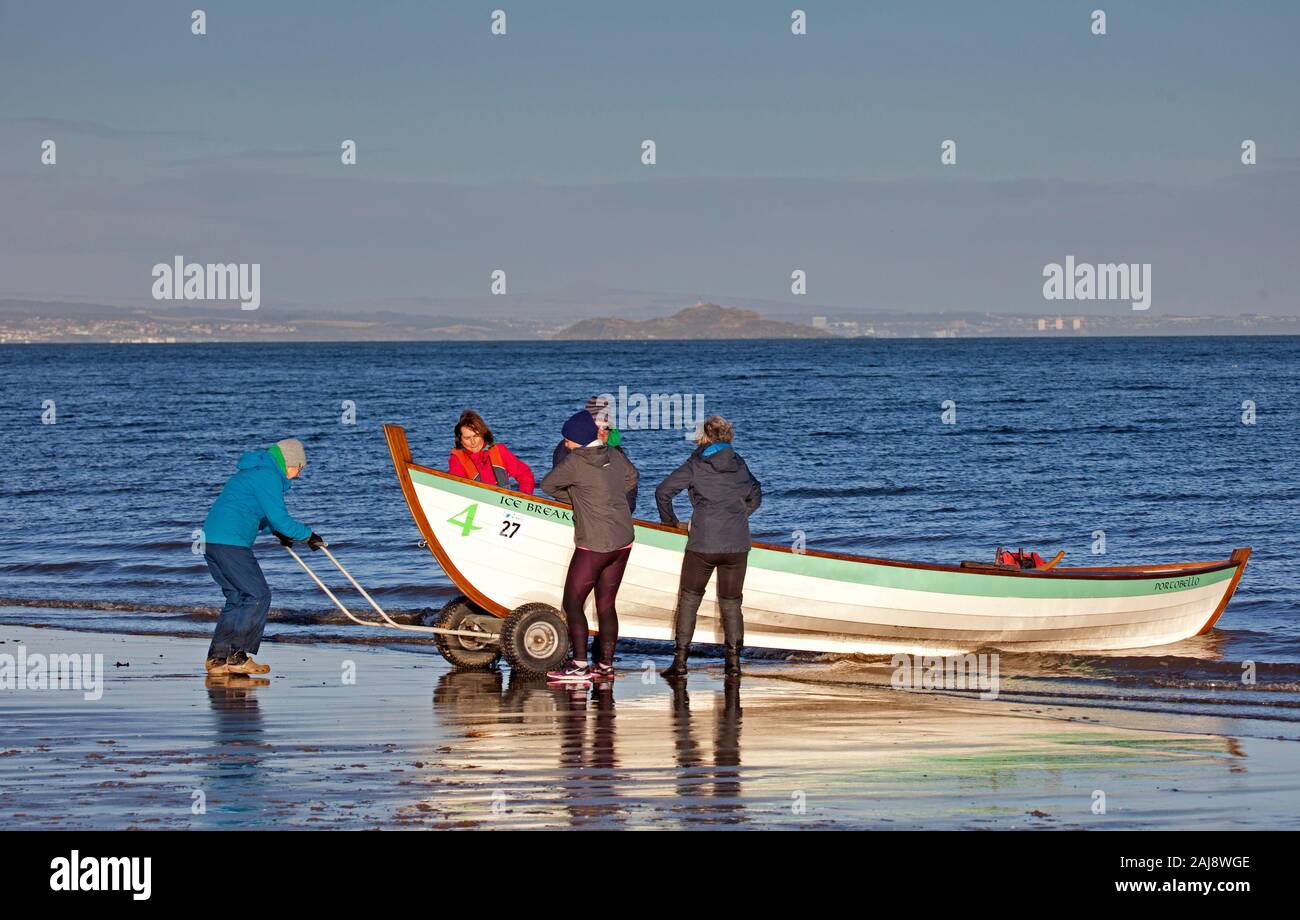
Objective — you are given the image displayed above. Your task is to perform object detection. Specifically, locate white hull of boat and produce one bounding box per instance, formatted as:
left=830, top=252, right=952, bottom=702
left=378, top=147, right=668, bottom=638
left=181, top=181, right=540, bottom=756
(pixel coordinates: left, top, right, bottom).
left=386, top=426, right=1250, bottom=656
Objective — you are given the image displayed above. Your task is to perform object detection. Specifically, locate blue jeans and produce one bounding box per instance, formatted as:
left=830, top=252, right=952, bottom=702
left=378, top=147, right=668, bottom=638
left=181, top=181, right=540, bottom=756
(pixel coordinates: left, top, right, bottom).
left=205, top=544, right=272, bottom=660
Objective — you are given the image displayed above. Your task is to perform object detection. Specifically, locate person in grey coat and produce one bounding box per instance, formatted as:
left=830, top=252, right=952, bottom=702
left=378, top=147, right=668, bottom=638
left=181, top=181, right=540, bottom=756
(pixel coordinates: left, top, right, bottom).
left=551, top=394, right=637, bottom=514
left=540, top=410, right=640, bottom=683
left=655, top=415, right=762, bottom=677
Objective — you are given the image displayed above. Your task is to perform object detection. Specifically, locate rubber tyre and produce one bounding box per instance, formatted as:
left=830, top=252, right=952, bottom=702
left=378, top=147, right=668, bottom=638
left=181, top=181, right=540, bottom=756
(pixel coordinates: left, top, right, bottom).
left=431, top=595, right=501, bottom=671
left=499, top=603, right=570, bottom=679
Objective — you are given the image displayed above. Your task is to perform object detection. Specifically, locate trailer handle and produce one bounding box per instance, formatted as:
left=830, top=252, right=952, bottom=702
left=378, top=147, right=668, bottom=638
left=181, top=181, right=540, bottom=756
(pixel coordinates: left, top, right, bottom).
left=283, top=544, right=498, bottom=642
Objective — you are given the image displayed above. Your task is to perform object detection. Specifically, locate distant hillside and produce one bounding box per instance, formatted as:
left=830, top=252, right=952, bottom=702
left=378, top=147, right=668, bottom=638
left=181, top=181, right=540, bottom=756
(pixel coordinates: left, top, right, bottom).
left=554, top=303, right=834, bottom=340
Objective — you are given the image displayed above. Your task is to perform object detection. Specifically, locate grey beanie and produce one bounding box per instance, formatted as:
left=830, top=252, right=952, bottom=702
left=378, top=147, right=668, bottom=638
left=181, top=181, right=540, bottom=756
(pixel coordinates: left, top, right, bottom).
left=275, top=437, right=307, bottom=469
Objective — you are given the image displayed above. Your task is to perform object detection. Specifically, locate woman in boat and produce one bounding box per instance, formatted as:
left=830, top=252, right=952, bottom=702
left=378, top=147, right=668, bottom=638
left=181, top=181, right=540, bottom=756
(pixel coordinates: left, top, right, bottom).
left=448, top=409, right=535, bottom=494
left=655, top=415, right=762, bottom=678
left=540, top=410, right=640, bottom=683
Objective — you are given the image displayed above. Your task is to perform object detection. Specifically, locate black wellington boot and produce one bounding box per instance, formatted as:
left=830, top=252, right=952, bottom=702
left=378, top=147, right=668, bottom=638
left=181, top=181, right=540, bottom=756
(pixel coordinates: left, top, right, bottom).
left=719, top=596, right=745, bottom=677
left=661, top=589, right=705, bottom=677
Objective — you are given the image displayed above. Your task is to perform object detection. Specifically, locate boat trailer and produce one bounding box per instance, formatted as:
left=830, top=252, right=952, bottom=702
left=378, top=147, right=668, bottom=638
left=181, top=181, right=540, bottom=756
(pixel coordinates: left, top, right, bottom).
left=283, top=543, right=570, bottom=677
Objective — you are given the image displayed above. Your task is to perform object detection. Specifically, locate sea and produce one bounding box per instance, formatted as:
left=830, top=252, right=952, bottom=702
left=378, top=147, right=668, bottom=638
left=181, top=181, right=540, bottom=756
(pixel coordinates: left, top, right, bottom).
left=2, top=337, right=1298, bottom=734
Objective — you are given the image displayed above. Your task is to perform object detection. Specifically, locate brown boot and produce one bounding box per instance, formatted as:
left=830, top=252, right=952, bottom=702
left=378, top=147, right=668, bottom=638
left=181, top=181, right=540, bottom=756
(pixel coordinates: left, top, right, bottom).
left=226, top=651, right=271, bottom=675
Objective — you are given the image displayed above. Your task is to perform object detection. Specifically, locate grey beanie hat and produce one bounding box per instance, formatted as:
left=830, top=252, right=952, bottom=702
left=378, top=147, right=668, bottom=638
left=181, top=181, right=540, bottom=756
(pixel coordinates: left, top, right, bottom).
left=275, top=437, right=307, bottom=469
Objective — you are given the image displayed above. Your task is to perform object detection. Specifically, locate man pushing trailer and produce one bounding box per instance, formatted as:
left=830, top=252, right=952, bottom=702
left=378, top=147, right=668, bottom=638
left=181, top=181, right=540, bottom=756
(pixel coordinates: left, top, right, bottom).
left=200, top=437, right=324, bottom=676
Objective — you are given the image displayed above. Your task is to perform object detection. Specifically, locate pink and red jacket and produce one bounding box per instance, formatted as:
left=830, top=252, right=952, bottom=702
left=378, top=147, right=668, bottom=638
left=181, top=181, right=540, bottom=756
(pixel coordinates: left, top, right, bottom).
left=448, top=443, right=535, bottom=494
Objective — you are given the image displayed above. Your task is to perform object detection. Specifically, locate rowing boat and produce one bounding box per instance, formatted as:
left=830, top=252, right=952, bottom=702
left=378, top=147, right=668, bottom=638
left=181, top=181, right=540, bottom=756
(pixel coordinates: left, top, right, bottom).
left=384, top=425, right=1250, bottom=675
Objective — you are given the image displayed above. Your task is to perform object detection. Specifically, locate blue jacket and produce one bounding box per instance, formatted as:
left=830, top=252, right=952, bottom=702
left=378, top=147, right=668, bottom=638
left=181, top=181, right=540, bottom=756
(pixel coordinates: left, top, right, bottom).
left=203, top=450, right=313, bottom=548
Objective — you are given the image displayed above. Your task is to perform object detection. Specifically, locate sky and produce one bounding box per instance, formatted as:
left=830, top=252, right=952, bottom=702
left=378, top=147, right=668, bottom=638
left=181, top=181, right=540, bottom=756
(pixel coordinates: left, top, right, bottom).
left=1, top=0, right=1297, bottom=317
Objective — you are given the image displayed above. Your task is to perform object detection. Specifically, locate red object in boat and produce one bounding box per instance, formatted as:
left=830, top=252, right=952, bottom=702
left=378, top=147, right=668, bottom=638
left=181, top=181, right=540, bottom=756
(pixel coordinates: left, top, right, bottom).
left=995, top=547, right=1047, bottom=569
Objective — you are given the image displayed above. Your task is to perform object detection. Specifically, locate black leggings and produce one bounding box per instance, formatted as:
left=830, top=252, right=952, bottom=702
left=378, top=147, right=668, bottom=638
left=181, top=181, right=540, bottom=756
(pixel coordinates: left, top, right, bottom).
left=562, top=546, right=632, bottom=665
left=679, top=550, right=748, bottom=599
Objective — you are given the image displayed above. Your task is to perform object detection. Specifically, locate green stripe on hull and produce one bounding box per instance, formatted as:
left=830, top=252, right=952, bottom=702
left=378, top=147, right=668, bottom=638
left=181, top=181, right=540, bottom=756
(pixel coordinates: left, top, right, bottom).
left=411, top=469, right=1235, bottom=600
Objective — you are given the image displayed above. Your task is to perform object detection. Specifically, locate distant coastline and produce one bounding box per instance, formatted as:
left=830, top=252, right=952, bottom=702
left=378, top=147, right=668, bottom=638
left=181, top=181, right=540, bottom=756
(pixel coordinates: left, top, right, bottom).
left=553, top=303, right=833, bottom=340
left=2, top=298, right=1298, bottom=344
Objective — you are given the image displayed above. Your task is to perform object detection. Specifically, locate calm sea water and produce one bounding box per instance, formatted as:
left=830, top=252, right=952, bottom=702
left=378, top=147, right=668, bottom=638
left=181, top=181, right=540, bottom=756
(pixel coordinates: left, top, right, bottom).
left=2, top=338, right=1298, bottom=719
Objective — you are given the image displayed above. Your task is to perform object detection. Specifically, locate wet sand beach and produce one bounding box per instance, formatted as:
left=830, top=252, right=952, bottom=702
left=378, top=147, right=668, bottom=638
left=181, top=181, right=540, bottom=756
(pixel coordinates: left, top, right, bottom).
left=2, top=625, right=1297, bottom=830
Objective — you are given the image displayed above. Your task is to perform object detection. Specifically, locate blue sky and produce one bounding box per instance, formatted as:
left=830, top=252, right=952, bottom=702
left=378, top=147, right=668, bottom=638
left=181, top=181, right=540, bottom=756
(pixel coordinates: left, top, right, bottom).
left=1, top=0, right=1297, bottom=315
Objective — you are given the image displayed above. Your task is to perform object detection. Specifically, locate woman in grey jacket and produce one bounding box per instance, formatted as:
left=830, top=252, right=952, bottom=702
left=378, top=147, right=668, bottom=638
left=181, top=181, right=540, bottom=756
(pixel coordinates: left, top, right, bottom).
left=655, top=416, right=762, bottom=677
left=540, top=410, right=640, bottom=683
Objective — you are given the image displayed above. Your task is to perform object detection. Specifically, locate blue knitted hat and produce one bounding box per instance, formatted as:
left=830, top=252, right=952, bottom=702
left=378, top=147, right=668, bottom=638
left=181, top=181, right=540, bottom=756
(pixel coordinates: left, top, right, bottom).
left=562, top=410, right=599, bottom=446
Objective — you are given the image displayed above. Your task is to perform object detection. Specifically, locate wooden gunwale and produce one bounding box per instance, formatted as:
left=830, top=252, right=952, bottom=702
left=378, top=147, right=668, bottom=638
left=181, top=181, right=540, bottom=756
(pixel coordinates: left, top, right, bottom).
left=386, top=425, right=1244, bottom=590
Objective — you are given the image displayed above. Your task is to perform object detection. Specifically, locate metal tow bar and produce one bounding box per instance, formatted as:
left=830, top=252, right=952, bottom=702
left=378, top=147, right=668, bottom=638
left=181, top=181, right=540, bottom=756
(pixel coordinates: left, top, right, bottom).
left=283, top=542, right=499, bottom=643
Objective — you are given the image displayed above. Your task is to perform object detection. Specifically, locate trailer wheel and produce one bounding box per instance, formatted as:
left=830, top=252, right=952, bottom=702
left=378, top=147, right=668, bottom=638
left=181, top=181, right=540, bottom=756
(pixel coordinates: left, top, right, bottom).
left=499, top=603, right=569, bottom=678
left=431, top=595, right=501, bottom=671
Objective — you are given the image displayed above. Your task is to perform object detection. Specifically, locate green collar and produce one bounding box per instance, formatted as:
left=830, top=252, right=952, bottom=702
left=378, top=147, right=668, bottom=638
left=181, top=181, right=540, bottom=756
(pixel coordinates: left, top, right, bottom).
left=267, top=444, right=288, bottom=478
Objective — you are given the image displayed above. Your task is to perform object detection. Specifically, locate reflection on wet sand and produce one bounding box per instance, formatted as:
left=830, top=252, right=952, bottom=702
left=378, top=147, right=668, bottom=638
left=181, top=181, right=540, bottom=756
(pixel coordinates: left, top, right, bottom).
left=424, top=666, right=1249, bottom=829
left=430, top=670, right=758, bottom=828
left=202, top=674, right=269, bottom=826
left=668, top=676, right=745, bottom=824
left=554, top=683, right=625, bottom=826
left=3, top=629, right=1288, bottom=830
